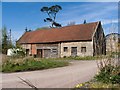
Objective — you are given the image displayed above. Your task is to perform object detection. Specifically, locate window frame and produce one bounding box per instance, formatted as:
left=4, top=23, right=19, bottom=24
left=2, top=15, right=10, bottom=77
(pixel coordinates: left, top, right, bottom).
left=52, top=49, right=57, bottom=53
left=81, top=47, right=86, bottom=53
left=63, top=47, right=68, bottom=52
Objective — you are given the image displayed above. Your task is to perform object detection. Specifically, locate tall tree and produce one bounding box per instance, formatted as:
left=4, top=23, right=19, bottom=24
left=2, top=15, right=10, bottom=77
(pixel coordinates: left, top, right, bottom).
left=41, top=5, right=62, bottom=28
left=2, top=26, right=13, bottom=54
left=0, top=29, right=1, bottom=41
left=2, top=26, right=8, bottom=54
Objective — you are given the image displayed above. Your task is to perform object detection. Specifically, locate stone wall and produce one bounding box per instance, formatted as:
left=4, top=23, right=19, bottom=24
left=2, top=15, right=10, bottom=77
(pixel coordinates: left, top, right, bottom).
left=36, top=43, right=59, bottom=58
left=60, top=41, right=93, bottom=57
left=36, top=44, right=58, bottom=49
left=93, top=22, right=106, bottom=56
left=106, top=34, right=119, bottom=52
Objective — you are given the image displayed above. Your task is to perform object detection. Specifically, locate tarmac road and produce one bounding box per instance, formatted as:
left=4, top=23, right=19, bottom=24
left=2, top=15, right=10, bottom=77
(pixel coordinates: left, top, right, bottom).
left=1, top=60, right=98, bottom=88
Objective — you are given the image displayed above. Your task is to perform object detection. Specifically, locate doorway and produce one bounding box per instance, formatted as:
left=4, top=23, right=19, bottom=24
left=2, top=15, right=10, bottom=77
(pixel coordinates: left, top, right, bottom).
left=26, top=49, right=29, bottom=56
left=44, top=49, right=51, bottom=58
left=71, top=47, right=77, bottom=57
left=37, top=49, right=43, bottom=58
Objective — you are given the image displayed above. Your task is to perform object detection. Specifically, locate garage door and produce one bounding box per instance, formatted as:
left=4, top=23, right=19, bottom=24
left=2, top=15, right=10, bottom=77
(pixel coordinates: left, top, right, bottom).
left=44, top=49, right=51, bottom=58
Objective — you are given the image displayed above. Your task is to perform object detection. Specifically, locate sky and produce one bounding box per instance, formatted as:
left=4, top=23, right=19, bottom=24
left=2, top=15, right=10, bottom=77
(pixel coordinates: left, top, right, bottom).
left=2, top=1, right=119, bottom=43
left=1, top=0, right=120, bottom=2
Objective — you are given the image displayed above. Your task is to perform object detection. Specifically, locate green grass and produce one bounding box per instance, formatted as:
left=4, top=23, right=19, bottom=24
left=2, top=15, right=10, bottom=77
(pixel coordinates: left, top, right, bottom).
left=2, top=58, right=69, bottom=73
left=75, top=80, right=120, bottom=88
left=65, top=56, right=101, bottom=60
left=1, top=55, right=106, bottom=73
left=95, top=65, right=120, bottom=84
left=39, top=56, right=104, bottom=61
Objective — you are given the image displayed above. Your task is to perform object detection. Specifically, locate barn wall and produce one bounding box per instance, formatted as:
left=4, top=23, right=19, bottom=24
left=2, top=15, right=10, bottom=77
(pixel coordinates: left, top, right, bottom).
left=36, top=44, right=58, bottom=49
left=36, top=44, right=59, bottom=58
left=21, top=41, right=93, bottom=58
left=60, top=41, right=93, bottom=58
left=21, top=44, right=31, bottom=55
left=31, top=44, right=37, bottom=55
left=93, top=23, right=106, bottom=56
left=21, top=44, right=31, bottom=49
left=21, top=43, right=59, bottom=58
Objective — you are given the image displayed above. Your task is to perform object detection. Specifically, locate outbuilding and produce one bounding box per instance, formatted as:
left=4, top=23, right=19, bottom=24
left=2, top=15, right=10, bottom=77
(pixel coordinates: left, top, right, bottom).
left=17, top=21, right=106, bottom=58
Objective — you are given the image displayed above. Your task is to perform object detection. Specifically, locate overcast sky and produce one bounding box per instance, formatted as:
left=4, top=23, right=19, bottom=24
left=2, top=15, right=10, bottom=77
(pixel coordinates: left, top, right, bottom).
left=2, top=1, right=119, bottom=43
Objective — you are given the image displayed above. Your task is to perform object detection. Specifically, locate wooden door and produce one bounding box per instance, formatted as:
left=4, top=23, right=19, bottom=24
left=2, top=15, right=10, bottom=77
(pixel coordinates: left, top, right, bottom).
left=71, top=47, right=77, bottom=57
left=37, top=49, right=43, bottom=58
left=44, top=49, right=51, bottom=58
left=26, top=49, right=29, bottom=56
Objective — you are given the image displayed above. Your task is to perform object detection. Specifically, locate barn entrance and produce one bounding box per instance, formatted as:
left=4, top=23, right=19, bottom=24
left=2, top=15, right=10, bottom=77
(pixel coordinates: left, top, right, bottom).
left=71, top=47, right=77, bottom=57
left=26, top=49, right=29, bottom=56
left=37, top=49, right=43, bottom=58
left=44, top=49, right=51, bottom=58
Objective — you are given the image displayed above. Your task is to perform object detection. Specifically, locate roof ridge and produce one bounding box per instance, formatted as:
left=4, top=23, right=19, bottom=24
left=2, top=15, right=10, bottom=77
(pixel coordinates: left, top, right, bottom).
left=31, top=21, right=100, bottom=32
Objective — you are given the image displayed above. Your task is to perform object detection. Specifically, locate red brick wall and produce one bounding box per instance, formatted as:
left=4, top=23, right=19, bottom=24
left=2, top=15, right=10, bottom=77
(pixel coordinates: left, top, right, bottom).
left=31, top=44, right=37, bottom=55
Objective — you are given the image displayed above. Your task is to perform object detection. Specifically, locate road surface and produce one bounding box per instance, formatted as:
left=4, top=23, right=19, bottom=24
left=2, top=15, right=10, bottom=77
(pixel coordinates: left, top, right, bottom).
left=1, top=60, right=98, bottom=88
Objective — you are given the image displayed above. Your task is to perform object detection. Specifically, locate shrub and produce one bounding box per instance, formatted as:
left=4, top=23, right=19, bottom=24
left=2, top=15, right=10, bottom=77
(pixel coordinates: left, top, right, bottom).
left=95, top=65, right=120, bottom=84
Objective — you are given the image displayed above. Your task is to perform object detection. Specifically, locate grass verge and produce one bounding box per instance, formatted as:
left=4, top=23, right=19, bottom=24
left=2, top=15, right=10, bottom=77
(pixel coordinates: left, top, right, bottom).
left=75, top=80, right=120, bottom=88
left=2, top=58, right=69, bottom=73
left=39, top=56, right=105, bottom=61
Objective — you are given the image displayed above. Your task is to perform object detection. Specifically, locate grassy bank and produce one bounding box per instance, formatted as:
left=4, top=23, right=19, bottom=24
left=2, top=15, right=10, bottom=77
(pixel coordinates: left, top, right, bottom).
left=2, top=57, right=69, bottom=73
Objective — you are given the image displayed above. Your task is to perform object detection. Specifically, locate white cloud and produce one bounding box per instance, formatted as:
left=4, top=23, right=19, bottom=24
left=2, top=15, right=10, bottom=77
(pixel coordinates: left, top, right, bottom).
left=102, top=19, right=118, bottom=25
left=59, top=3, right=118, bottom=26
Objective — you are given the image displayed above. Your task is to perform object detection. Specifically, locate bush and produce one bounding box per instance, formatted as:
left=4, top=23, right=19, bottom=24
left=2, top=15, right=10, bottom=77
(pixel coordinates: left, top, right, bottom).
left=95, top=65, right=120, bottom=84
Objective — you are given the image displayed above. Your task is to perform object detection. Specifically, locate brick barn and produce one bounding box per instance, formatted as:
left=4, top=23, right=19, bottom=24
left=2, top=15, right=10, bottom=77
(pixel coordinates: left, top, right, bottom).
left=17, top=21, right=106, bottom=58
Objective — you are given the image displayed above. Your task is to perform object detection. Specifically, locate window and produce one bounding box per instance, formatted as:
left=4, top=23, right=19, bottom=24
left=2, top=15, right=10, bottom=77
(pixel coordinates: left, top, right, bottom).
left=64, top=47, right=68, bottom=52
left=52, top=49, right=57, bottom=53
left=81, top=47, right=86, bottom=53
